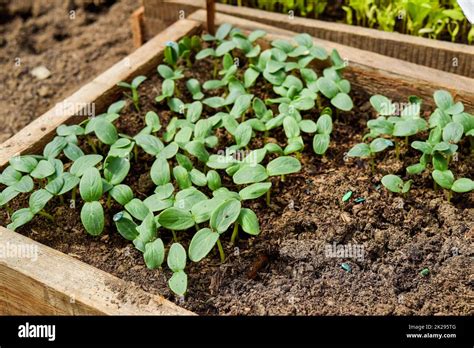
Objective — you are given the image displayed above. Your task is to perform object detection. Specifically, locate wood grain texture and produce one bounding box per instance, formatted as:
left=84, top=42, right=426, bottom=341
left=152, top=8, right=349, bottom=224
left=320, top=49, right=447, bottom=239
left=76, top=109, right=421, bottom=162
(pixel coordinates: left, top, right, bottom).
left=143, top=0, right=474, bottom=77
left=0, top=227, right=194, bottom=315
left=0, top=18, right=201, bottom=170
left=188, top=10, right=474, bottom=111
left=131, top=6, right=145, bottom=48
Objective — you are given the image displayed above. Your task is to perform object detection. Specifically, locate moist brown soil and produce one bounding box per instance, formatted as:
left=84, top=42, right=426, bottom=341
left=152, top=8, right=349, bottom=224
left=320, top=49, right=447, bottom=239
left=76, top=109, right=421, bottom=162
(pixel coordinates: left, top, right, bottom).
left=0, top=0, right=137, bottom=143
left=1, top=33, right=473, bottom=316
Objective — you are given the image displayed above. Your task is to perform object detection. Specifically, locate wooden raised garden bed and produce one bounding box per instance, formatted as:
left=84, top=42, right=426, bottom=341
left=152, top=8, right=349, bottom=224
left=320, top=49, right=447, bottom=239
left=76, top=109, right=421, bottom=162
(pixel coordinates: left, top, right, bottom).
left=0, top=10, right=473, bottom=315
left=142, top=0, right=474, bottom=77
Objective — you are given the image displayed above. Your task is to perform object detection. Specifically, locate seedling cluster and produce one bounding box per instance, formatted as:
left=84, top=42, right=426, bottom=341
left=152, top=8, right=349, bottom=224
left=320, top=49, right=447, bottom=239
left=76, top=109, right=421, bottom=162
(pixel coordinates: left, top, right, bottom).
left=0, top=24, right=354, bottom=296
left=348, top=90, right=473, bottom=199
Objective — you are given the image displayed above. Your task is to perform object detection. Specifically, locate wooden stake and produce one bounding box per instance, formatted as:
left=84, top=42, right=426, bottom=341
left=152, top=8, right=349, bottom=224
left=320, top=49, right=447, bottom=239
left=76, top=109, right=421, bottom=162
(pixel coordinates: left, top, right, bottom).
left=131, top=6, right=145, bottom=48
left=206, top=0, right=215, bottom=35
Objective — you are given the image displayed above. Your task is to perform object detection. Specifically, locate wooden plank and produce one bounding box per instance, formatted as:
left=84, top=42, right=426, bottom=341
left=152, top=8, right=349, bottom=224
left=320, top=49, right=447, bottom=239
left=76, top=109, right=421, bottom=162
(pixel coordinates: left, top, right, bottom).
left=206, top=0, right=215, bottom=36
left=0, top=227, right=194, bottom=315
left=0, top=18, right=201, bottom=170
left=143, top=0, right=474, bottom=77
left=188, top=10, right=474, bottom=110
left=131, top=6, right=145, bottom=48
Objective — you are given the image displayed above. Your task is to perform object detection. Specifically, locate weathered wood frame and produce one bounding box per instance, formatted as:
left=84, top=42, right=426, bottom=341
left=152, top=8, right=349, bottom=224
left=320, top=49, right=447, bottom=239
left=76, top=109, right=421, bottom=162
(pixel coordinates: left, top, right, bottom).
left=1, top=10, right=473, bottom=315
left=142, top=0, right=474, bottom=77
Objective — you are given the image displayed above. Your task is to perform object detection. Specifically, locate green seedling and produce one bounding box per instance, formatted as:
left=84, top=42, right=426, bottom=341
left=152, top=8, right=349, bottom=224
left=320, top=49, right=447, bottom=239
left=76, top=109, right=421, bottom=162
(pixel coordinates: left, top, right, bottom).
left=347, top=138, right=393, bottom=172
left=432, top=170, right=474, bottom=201
left=381, top=174, right=412, bottom=195
left=117, top=76, right=147, bottom=112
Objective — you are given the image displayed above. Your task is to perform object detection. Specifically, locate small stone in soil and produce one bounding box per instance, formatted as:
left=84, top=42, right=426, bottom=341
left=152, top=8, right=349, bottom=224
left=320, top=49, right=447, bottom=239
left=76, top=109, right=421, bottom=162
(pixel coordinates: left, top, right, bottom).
left=355, top=197, right=365, bottom=203
left=420, top=268, right=430, bottom=276
left=342, top=191, right=353, bottom=202
left=30, top=65, right=51, bottom=80
left=341, top=263, right=352, bottom=273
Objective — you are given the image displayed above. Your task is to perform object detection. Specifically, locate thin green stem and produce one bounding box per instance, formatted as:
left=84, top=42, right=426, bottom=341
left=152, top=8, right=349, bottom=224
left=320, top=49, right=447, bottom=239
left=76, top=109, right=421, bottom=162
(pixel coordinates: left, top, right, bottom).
left=370, top=156, right=375, bottom=174
left=71, top=187, right=77, bottom=202
left=281, top=174, right=286, bottom=182
left=171, top=229, right=178, bottom=242
left=87, top=137, right=97, bottom=154
left=38, top=210, right=54, bottom=222
left=106, top=194, right=112, bottom=209
left=230, top=222, right=239, bottom=245
left=216, top=239, right=225, bottom=263
left=134, top=145, right=139, bottom=161
left=213, top=60, right=218, bottom=78
left=132, top=89, right=140, bottom=112
left=59, top=195, right=64, bottom=205
left=5, top=204, right=13, bottom=217
left=266, top=187, right=271, bottom=207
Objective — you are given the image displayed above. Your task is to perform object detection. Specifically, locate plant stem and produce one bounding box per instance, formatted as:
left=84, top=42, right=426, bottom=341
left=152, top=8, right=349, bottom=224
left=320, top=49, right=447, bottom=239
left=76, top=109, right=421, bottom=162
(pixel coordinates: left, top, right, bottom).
left=5, top=204, right=13, bottom=217
left=134, top=145, right=139, bottom=161
left=370, top=156, right=375, bottom=174
left=266, top=187, right=271, bottom=207
left=281, top=174, right=286, bottom=182
left=106, top=194, right=112, bottom=209
left=87, top=137, right=97, bottom=154
left=446, top=190, right=452, bottom=203
left=216, top=239, right=225, bottom=263
left=59, top=195, right=64, bottom=205
left=295, top=151, right=301, bottom=161
left=213, top=61, right=218, bottom=78
left=71, top=187, right=77, bottom=202
left=171, top=229, right=178, bottom=242
left=132, top=89, right=140, bottom=112
left=38, top=210, right=54, bottom=222
left=230, top=222, right=239, bottom=245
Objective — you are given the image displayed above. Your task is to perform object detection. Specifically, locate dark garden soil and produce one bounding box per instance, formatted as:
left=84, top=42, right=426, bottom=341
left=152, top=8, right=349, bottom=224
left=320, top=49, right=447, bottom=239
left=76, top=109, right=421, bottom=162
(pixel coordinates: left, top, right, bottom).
left=0, top=0, right=137, bottom=143
left=0, top=19, right=473, bottom=315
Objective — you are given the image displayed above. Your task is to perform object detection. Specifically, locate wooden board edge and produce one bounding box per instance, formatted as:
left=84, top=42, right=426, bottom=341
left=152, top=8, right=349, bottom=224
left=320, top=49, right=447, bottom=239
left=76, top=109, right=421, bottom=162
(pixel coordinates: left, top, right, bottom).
left=131, top=6, right=145, bottom=48
left=0, top=17, right=202, bottom=170
left=145, top=0, right=473, bottom=76
left=0, top=226, right=194, bottom=315
left=188, top=9, right=474, bottom=110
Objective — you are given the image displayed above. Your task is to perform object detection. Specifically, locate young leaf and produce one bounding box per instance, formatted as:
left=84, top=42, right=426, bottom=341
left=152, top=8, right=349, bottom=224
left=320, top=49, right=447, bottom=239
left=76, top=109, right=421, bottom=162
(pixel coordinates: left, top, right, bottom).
left=347, top=143, right=371, bottom=158
left=30, top=160, right=55, bottom=179
left=233, top=164, right=268, bottom=185
left=238, top=208, right=260, bottom=235
left=206, top=170, right=221, bottom=191
left=239, top=182, right=272, bottom=200
left=70, top=154, right=103, bottom=177
left=104, top=156, right=130, bottom=185
left=370, top=138, right=393, bottom=153
left=381, top=174, right=403, bottom=193
left=451, top=178, right=474, bottom=193
left=442, top=122, right=464, bottom=143
left=110, top=184, right=134, bottom=205
left=95, top=119, right=118, bottom=145
left=125, top=198, right=151, bottom=221
left=158, top=207, right=195, bottom=230
left=7, top=208, right=34, bottom=230
left=144, top=238, right=165, bottom=269
left=150, top=157, right=170, bottom=186
left=80, top=201, right=104, bottom=236
left=168, top=270, right=187, bottom=296
left=79, top=167, right=103, bottom=202
left=313, top=134, right=330, bottom=155
left=266, top=156, right=301, bottom=176
left=167, top=243, right=187, bottom=272
left=432, top=170, right=454, bottom=189
left=210, top=199, right=241, bottom=233
left=29, top=189, right=53, bottom=214
left=189, top=228, right=219, bottom=262
left=113, top=211, right=139, bottom=240
left=433, top=90, right=453, bottom=110
left=331, top=93, right=353, bottom=111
